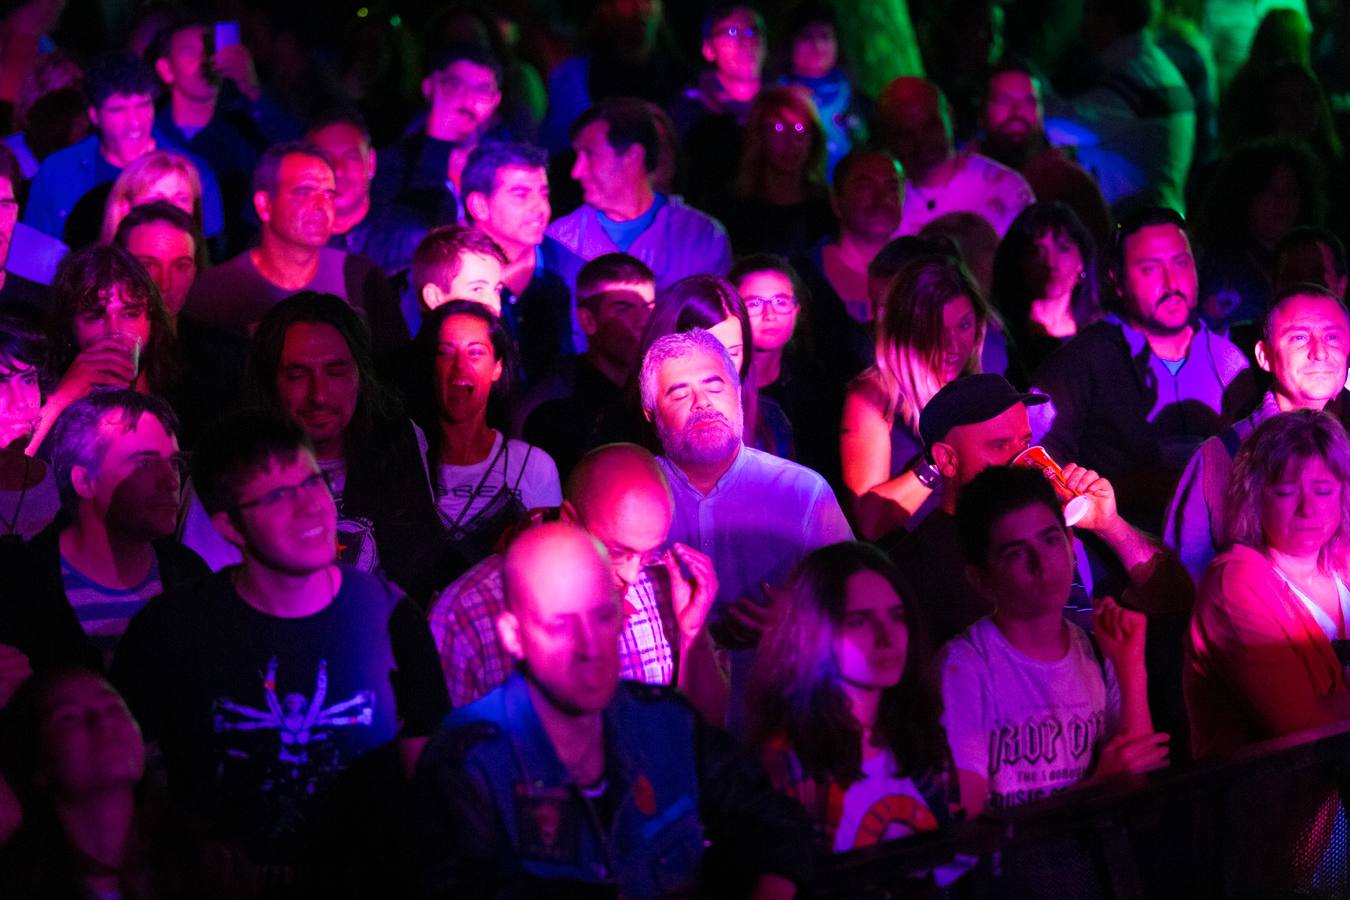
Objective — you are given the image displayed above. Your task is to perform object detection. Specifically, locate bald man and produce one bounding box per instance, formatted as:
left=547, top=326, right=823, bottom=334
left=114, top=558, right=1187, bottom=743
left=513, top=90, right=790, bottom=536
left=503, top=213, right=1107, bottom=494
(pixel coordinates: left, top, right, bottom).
left=878, top=76, right=1032, bottom=238
left=415, top=522, right=811, bottom=898
left=427, top=443, right=724, bottom=721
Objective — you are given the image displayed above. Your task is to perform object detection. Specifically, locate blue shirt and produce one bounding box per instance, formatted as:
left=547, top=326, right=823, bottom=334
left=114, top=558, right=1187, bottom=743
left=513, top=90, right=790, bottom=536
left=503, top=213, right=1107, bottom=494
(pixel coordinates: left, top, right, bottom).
left=24, top=133, right=226, bottom=241
left=596, top=194, right=665, bottom=252
left=658, top=445, right=853, bottom=733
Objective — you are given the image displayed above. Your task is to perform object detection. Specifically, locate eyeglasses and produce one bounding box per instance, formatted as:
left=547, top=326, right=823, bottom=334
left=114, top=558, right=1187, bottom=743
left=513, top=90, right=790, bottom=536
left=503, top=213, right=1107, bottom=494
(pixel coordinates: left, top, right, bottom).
left=744, top=294, right=799, bottom=316
left=235, top=472, right=330, bottom=512
left=712, top=25, right=761, bottom=41
left=431, top=73, right=499, bottom=102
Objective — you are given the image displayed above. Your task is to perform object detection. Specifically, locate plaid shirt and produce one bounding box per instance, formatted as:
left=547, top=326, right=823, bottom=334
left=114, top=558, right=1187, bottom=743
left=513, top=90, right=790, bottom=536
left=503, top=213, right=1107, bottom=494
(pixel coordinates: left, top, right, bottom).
left=427, top=554, right=676, bottom=708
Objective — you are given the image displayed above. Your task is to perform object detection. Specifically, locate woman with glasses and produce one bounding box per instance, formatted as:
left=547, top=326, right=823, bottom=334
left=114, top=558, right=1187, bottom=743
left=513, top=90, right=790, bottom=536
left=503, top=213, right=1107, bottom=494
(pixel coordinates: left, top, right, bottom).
left=732, top=254, right=844, bottom=482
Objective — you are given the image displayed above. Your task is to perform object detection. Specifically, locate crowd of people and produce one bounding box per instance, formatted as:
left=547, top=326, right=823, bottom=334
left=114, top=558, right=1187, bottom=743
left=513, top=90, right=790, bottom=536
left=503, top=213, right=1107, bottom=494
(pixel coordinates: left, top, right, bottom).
left=0, top=0, right=1349, bottom=895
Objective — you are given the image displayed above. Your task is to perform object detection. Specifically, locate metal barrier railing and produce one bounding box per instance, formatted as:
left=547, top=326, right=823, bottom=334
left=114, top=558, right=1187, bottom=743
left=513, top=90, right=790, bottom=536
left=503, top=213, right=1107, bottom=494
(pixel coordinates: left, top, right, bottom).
left=807, top=718, right=1350, bottom=899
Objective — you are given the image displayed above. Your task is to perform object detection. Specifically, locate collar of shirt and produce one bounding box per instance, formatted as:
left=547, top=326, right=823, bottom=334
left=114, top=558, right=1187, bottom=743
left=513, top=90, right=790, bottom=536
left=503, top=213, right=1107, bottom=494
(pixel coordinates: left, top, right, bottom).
left=659, top=443, right=747, bottom=500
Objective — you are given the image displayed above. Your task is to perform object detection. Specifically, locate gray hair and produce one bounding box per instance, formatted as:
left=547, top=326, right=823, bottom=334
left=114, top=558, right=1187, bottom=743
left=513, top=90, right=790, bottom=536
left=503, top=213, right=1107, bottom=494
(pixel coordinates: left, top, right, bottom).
left=639, top=329, right=741, bottom=414
left=49, top=389, right=178, bottom=512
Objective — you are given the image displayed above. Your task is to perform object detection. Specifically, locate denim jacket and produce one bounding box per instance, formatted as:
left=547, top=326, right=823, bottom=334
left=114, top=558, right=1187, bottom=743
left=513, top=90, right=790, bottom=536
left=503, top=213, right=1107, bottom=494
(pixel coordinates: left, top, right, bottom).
left=415, top=673, right=813, bottom=898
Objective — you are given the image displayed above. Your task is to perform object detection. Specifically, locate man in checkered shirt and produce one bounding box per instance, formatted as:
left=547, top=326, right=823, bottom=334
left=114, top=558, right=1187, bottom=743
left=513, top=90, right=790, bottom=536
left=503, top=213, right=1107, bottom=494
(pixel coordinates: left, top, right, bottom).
left=428, top=443, right=728, bottom=724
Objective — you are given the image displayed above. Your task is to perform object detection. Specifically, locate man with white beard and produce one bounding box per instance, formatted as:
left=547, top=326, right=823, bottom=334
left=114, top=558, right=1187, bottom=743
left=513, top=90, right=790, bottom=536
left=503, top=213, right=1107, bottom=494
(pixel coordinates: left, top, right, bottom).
left=640, top=329, right=852, bottom=731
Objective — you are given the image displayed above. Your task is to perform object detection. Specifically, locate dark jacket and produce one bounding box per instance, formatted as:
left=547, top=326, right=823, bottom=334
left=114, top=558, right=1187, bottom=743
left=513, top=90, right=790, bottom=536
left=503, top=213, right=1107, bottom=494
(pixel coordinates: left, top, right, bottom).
left=415, top=673, right=815, bottom=899
left=1033, top=315, right=1251, bottom=530
left=0, top=518, right=209, bottom=671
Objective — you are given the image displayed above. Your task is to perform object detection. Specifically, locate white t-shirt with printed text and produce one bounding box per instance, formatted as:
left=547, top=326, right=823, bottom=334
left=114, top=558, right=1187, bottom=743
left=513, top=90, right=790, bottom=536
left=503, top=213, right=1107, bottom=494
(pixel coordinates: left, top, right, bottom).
left=940, top=617, right=1120, bottom=811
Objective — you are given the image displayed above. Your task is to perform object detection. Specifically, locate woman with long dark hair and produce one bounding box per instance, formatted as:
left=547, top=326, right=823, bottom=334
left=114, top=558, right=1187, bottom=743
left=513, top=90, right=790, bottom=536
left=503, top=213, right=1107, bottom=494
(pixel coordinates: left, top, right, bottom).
left=749, top=542, right=954, bottom=852
left=990, top=201, right=1102, bottom=375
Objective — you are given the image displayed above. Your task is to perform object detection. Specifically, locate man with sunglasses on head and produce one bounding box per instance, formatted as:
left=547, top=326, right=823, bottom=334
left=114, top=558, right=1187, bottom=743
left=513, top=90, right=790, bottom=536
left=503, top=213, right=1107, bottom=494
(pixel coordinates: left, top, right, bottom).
left=428, top=442, right=726, bottom=724
left=0, top=390, right=206, bottom=672
left=111, top=409, right=449, bottom=883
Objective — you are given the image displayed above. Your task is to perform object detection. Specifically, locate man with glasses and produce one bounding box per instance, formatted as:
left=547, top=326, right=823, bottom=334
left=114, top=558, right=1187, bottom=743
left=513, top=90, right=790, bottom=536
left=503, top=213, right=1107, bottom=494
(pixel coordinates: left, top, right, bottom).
left=517, top=253, right=657, bottom=479
left=670, top=4, right=766, bottom=208
left=112, top=409, right=449, bottom=881
left=0, top=390, right=206, bottom=669
left=372, top=44, right=505, bottom=226
left=428, top=442, right=726, bottom=723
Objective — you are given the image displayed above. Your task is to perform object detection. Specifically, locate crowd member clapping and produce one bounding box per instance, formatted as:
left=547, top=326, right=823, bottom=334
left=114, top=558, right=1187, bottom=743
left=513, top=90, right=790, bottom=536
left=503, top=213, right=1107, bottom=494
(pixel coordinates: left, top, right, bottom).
left=750, top=542, right=956, bottom=853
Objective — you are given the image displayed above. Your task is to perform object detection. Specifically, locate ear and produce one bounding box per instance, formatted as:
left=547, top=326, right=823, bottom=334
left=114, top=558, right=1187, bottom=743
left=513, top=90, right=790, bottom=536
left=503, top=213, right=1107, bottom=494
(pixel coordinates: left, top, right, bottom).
left=559, top=499, right=579, bottom=524
left=702, top=40, right=716, bottom=64
left=1255, top=340, right=1272, bottom=374
left=111, top=196, right=132, bottom=226
left=577, top=305, right=598, bottom=336
left=496, top=609, right=524, bottom=660
left=154, top=57, right=175, bottom=86
left=465, top=192, right=489, bottom=223
left=420, top=283, right=446, bottom=312
left=931, top=440, right=958, bottom=479
left=211, top=509, right=248, bottom=551
left=70, top=465, right=98, bottom=502
left=253, top=190, right=271, bottom=224
left=490, top=357, right=503, bottom=383
left=87, top=106, right=100, bottom=129
left=421, top=75, right=433, bottom=104
left=965, top=563, right=997, bottom=603
left=366, top=147, right=377, bottom=181
left=642, top=404, right=654, bottom=424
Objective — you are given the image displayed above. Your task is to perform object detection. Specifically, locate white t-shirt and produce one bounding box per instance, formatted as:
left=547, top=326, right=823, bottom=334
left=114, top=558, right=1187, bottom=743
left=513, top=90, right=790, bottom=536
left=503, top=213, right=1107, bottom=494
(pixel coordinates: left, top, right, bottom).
left=940, top=617, right=1120, bottom=812
left=434, top=431, right=561, bottom=526
left=898, top=151, right=1034, bottom=238
left=831, top=749, right=940, bottom=853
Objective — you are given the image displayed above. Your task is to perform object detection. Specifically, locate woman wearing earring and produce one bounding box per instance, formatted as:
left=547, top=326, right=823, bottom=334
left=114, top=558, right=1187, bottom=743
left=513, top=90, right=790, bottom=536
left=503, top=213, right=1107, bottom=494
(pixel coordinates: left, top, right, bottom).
left=989, top=202, right=1103, bottom=376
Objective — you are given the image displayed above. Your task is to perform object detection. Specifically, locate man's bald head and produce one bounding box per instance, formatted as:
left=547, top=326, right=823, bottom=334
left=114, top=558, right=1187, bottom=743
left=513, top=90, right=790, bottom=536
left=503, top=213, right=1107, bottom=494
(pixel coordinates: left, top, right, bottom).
left=498, top=522, right=622, bottom=715
left=877, top=77, right=953, bottom=182
left=564, top=444, right=675, bottom=592
left=503, top=522, right=614, bottom=615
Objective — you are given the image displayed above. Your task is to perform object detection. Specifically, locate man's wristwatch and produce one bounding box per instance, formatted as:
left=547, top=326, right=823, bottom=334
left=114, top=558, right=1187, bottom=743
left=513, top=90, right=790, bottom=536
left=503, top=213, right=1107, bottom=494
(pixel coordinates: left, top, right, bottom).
left=911, top=455, right=942, bottom=488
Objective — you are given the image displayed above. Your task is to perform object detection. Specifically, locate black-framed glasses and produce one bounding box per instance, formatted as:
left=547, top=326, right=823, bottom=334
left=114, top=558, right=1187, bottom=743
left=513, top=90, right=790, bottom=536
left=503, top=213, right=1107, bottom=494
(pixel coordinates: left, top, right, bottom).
left=744, top=294, right=799, bottom=316
left=235, top=472, right=329, bottom=512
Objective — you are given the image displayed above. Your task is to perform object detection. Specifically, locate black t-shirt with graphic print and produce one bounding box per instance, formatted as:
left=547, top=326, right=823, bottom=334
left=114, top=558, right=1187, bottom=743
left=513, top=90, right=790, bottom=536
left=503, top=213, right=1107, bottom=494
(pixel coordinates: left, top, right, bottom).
left=110, top=566, right=449, bottom=867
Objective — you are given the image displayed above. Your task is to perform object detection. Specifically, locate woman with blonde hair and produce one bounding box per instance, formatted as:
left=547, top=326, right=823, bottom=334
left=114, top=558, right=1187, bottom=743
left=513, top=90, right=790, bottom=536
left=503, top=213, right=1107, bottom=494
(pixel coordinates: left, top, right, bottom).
left=721, top=85, right=836, bottom=257
left=840, top=254, right=992, bottom=539
left=98, top=150, right=204, bottom=245
left=1186, top=409, right=1350, bottom=891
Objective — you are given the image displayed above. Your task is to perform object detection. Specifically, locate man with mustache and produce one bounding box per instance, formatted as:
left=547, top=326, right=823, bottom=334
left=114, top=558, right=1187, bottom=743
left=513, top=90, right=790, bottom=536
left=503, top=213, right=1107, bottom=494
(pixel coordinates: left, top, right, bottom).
left=372, top=44, right=505, bottom=226
left=640, top=329, right=852, bottom=734
left=183, top=142, right=406, bottom=354
left=1166, top=286, right=1350, bottom=582
left=1034, top=207, right=1250, bottom=532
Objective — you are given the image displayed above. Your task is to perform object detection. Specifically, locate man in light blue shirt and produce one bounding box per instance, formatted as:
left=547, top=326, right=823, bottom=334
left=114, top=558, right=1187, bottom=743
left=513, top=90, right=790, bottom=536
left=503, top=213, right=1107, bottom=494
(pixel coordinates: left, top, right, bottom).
left=640, top=329, right=853, bottom=731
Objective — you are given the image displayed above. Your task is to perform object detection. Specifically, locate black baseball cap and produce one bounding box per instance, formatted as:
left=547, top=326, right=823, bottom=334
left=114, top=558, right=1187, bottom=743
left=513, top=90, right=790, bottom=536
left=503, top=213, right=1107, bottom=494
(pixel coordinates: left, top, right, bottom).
left=919, top=373, right=1048, bottom=448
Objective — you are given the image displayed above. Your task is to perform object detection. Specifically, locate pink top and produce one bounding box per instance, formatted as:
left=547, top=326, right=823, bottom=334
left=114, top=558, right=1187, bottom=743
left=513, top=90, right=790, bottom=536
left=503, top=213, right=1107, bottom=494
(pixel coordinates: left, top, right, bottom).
left=1186, top=544, right=1348, bottom=758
